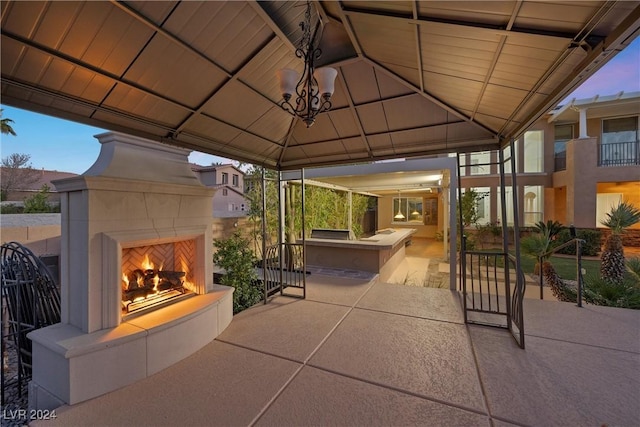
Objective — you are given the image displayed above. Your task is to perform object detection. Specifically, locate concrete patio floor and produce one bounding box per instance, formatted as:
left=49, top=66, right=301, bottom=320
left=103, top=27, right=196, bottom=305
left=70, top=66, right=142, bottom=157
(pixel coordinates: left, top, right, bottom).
left=35, top=271, right=639, bottom=427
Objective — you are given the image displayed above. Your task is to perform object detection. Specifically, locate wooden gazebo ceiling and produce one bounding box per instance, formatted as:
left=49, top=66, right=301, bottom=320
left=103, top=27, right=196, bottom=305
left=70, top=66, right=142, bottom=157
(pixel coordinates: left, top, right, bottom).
left=2, top=1, right=639, bottom=170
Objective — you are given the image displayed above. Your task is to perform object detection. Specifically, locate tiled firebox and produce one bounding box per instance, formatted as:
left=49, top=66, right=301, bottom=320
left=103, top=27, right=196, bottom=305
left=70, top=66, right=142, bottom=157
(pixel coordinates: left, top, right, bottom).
left=28, top=132, right=234, bottom=410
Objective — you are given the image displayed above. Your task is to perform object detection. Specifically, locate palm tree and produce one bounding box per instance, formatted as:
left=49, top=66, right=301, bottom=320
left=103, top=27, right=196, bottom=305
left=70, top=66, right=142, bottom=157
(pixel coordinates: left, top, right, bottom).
left=521, top=230, right=576, bottom=302
left=600, top=202, right=640, bottom=284
left=533, top=220, right=564, bottom=239
left=1, top=109, right=17, bottom=136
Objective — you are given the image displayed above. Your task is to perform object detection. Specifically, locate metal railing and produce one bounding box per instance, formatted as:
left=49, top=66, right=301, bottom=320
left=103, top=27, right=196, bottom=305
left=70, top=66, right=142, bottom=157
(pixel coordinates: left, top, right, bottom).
left=462, top=248, right=525, bottom=332
left=554, top=152, right=566, bottom=171
left=538, top=238, right=584, bottom=307
left=262, top=243, right=305, bottom=300
left=598, top=140, right=640, bottom=167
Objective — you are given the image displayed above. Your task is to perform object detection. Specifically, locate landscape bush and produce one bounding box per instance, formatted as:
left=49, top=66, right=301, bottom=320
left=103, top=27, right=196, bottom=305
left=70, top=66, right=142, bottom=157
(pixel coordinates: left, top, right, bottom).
left=213, top=231, right=262, bottom=314
left=555, top=228, right=601, bottom=256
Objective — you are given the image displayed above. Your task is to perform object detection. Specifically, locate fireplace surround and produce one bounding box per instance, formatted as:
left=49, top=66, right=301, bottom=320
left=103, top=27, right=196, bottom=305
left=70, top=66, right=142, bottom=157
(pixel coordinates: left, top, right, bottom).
left=28, top=132, right=234, bottom=410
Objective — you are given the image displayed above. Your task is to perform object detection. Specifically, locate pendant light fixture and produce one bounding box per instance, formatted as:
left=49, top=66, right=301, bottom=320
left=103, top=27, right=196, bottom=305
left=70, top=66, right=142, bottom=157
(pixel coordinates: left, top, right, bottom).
left=276, top=1, right=338, bottom=128
left=394, top=191, right=405, bottom=220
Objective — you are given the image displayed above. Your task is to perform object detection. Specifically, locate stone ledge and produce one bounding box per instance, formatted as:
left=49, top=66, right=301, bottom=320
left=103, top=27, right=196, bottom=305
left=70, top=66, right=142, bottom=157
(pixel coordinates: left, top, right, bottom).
left=28, top=285, right=234, bottom=408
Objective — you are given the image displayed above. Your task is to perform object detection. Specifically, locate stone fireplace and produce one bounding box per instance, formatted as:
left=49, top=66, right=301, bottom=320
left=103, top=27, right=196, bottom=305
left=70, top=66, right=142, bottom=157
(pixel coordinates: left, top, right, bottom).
left=28, top=132, right=234, bottom=410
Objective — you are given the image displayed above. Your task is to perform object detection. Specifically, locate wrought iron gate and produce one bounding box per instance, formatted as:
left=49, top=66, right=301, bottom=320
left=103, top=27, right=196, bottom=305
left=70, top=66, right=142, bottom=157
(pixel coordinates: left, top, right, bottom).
left=457, top=141, right=525, bottom=348
left=261, top=169, right=306, bottom=302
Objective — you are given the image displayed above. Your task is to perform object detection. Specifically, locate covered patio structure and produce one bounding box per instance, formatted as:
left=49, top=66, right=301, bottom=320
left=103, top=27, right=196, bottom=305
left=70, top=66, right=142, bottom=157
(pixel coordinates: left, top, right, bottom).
left=2, top=0, right=639, bottom=421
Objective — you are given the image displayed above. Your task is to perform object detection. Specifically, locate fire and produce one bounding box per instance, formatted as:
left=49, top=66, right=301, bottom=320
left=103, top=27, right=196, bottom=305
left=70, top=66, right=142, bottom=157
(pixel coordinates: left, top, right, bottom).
left=142, top=254, right=154, bottom=270
left=121, top=246, right=195, bottom=315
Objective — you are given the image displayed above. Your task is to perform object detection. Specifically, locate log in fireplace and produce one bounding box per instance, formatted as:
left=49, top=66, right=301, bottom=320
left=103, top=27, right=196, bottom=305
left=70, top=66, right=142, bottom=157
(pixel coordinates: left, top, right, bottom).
left=28, top=132, right=234, bottom=411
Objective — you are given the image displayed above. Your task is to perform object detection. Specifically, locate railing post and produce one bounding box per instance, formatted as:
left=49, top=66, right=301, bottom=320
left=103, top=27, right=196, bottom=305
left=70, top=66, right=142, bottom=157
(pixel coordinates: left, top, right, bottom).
left=576, top=239, right=583, bottom=308
left=539, top=255, right=544, bottom=300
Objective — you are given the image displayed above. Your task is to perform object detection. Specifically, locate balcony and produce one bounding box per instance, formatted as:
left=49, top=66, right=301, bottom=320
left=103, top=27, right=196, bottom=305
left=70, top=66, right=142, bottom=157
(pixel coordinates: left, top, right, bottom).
left=554, top=152, right=566, bottom=171
left=598, top=140, right=640, bottom=167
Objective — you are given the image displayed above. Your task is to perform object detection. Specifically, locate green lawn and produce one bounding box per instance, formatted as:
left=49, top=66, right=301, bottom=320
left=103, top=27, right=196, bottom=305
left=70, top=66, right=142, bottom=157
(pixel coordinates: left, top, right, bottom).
left=518, top=254, right=601, bottom=280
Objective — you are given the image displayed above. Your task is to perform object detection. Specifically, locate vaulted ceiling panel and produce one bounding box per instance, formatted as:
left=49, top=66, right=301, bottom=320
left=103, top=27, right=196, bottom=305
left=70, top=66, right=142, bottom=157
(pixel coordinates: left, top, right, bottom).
left=202, top=79, right=273, bottom=130
left=356, top=103, right=389, bottom=134
left=1, top=0, right=638, bottom=170
left=327, top=109, right=360, bottom=138
left=384, top=95, right=449, bottom=131
left=349, top=14, right=417, bottom=70
left=238, top=38, right=299, bottom=104
left=102, top=84, right=189, bottom=128
left=186, top=114, right=242, bottom=143
left=123, top=36, right=226, bottom=109
left=417, top=1, right=515, bottom=25
left=164, top=1, right=272, bottom=73
left=125, top=1, right=177, bottom=26
left=340, top=61, right=381, bottom=104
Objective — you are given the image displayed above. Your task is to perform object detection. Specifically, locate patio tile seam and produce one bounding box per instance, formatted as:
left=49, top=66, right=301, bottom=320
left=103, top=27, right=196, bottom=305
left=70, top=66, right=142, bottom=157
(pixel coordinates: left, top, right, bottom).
left=522, top=332, right=640, bottom=355
left=304, top=362, right=492, bottom=420
left=463, top=322, right=498, bottom=424
left=242, top=282, right=380, bottom=426
left=351, top=305, right=465, bottom=326
left=214, top=337, right=307, bottom=365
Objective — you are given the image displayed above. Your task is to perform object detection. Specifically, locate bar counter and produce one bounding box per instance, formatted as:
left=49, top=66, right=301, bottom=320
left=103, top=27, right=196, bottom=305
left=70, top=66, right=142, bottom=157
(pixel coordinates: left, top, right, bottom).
left=303, top=228, right=416, bottom=282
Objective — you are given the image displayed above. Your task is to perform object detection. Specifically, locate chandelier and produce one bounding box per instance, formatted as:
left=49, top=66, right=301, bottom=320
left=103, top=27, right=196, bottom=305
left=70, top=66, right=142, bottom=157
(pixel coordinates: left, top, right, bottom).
left=276, top=1, right=338, bottom=128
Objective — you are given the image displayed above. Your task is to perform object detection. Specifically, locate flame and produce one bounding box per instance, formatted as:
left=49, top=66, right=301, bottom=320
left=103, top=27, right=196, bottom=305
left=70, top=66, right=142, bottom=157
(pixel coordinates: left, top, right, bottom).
left=122, top=273, right=130, bottom=290
left=142, top=254, right=154, bottom=270
left=153, top=274, right=159, bottom=291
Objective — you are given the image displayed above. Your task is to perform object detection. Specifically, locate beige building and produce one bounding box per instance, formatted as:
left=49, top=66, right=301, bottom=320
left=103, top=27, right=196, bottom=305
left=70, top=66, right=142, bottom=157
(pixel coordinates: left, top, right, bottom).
left=458, top=91, right=640, bottom=231
left=192, top=164, right=249, bottom=217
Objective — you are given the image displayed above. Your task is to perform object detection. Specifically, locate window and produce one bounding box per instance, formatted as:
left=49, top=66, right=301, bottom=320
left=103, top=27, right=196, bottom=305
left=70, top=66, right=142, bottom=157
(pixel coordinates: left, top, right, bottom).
left=221, top=172, right=228, bottom=184
left=524, top=130, right=543, bottom=173
left=602, top=117, right=638, bottom=144
left=601, top=117, right=638, bottom=166
left=222, top=188, right=228, bottom=196
left=469, top=151, right=491, bottom=175
left=470, top=152, right=491, bottom=175
left=232, top=174, right=239, bottom=187
left=523, top=186, right=543, bottom=226
left=554, top=124, right=573, bottom=171
left=473, top=187, right=491, bottom=225
left=496, top=186, right=514, bottom=226
left=596, top=193, right=622, bottom=227
left=392, top=197, right=423, bottom=224
left=499, top=142, right=519, bottom=173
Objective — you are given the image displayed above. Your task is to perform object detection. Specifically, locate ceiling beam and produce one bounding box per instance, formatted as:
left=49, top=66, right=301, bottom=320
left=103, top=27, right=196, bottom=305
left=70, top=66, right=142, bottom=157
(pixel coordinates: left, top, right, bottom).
left=341, top=5, right=580, bottom=41
left=335, top=66, right=374, bottom=158
left=411, top=1, right=424, bottom=93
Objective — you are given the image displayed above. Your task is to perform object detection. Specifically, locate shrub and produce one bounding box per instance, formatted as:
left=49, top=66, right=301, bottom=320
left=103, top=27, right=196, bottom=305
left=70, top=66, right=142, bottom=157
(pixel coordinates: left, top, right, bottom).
left=583, top=273, right=640, bottom=309
left=0, top=203, right=23, bottom=214
left=213, top=231, right=261, bottom=314
left=23, top=184, right=54, bottom=213
left=555, top=228, right=601, bottom=256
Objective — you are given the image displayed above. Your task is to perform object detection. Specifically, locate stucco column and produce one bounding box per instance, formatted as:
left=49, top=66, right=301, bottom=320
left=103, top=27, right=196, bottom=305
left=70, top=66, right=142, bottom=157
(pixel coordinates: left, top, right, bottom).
left=565, top=137, right=597, bottom=227
left=578, top=108, right=589, bottom=138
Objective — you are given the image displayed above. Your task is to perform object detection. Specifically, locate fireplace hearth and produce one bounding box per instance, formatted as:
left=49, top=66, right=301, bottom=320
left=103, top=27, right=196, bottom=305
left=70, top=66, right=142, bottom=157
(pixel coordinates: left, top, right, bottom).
left=27, top=132, right=234, bottom=411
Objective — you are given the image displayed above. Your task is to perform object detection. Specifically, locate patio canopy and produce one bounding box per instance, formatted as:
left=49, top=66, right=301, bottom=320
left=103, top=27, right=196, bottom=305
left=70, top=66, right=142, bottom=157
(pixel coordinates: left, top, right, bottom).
left=2, top=1, right=639, bottom=170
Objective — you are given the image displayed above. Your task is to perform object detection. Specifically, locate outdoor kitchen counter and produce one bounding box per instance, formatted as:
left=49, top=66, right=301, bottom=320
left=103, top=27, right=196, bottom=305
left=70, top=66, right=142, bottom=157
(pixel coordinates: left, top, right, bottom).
left=303, top=228, right=416, bottom=282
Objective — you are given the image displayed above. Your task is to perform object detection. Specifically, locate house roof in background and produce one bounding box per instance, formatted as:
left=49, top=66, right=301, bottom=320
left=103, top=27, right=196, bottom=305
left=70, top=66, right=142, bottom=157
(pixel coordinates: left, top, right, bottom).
left=2, top=1, right=638, bottom=170
left=0, top=168, right=78, bottom=192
